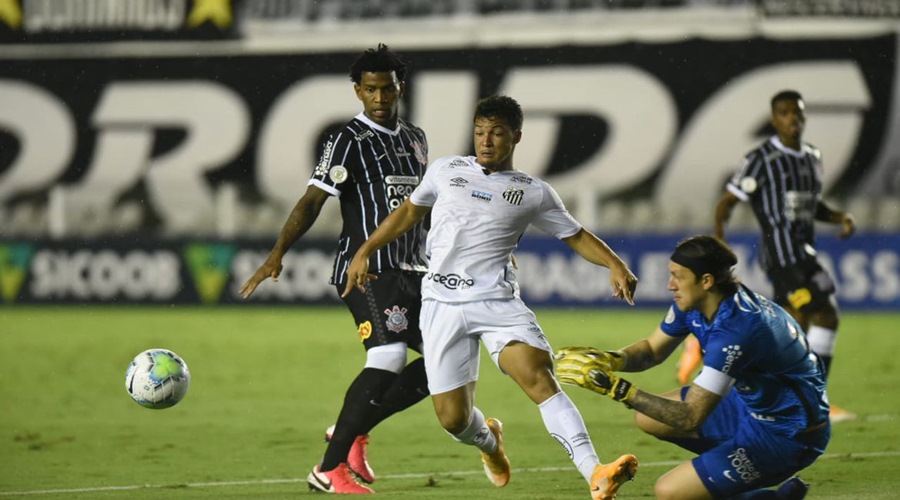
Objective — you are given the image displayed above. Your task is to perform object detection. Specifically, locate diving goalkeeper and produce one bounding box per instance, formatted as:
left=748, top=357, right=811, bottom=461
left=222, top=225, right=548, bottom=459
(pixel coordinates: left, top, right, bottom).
left=556, top=235, right=829, bottom=500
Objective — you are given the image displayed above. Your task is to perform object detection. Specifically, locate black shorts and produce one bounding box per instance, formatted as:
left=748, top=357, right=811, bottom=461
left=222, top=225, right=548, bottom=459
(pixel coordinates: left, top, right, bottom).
left=767, top=259, right=836, bottom=314
left=336, top=269, right=425, bottom=352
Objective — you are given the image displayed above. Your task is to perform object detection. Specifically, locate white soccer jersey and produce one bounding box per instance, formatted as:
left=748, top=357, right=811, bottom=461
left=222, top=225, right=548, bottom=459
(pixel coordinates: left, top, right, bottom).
left=409, top=155, right=581, bottom=302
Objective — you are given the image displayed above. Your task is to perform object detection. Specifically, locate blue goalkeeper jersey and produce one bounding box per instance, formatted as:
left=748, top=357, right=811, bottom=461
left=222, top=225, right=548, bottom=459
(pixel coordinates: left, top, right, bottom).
left=660, top=284, right=829, bottom=434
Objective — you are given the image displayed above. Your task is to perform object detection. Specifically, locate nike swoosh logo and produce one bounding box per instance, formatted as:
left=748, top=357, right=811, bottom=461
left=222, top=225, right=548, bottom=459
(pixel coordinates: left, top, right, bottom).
left=376, top=153, right=387, bottom=161
left=692, top=321, right=702, bottom=327
left=723, top=470, right=737, bottom=483
left=310, top=469, right=333, bottom=492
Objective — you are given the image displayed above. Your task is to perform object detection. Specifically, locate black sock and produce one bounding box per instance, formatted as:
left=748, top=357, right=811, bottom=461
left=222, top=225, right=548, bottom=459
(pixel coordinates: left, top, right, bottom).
left=363, top=357, right=429, bottom=434
left=320, top=368, right=397, bottom=471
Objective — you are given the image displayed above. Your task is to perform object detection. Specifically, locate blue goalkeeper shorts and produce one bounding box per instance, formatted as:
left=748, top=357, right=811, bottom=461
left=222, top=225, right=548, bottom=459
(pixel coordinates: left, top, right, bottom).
left=685, top=389, right=829, bottom=499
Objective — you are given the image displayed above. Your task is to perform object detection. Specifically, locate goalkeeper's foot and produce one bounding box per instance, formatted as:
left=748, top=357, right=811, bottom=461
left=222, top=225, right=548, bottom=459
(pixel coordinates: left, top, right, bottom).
left=828, top=404, right=857, bottom=423
left=777, top=476, right=810, bottom=499
left=480, top=418, right=511, bottom=487
left=325, top=425, right=375, bottom=484
left=590, top=454, right=638, bottom=500
left=308, top=463, right=374, bottom=494
left=676, top=335, right=703, bottom=385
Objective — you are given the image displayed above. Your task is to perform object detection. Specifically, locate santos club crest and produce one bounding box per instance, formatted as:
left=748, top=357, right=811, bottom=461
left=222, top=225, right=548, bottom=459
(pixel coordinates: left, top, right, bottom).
left=384, top=305, right=409, bottom=333
left=503, top=186, right=524, bottom=205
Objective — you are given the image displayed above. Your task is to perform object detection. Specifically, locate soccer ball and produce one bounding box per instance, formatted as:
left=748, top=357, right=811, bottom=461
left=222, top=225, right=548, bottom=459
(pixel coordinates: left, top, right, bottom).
left=125, top=348, right=191, bottom=409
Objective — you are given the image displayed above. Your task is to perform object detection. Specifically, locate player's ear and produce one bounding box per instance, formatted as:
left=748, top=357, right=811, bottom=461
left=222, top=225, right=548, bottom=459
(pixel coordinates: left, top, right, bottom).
left=353, top=83, right=363, bottom=101
left=701, top=273, right=715, bottom=291
left=513, top=129, right=522, bottom=144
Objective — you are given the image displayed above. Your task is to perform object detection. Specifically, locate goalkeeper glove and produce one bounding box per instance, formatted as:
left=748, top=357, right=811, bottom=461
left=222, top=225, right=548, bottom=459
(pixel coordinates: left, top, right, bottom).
left=555, top=346, right=628, bottom=372
left=555, top=351, right=636, bottom=405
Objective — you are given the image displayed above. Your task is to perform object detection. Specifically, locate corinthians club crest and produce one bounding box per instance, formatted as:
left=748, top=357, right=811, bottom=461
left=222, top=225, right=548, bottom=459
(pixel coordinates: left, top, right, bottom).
left=411, top=141, right=427, bottom=165
left=384, top=305, right=409, bottom=333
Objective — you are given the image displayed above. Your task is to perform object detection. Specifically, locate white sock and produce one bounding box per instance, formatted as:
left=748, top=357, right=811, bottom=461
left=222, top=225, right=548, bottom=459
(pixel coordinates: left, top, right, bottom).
left=449, top=406, right=496, bottom=453
left=539, top=392, right=600, bottom=483
left=806, top=325, right=837, bottom=357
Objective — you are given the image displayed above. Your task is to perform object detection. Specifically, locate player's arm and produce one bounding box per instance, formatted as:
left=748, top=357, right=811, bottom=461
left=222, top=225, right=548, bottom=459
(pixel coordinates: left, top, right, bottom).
left=618, top=326, right=684, bottom=372
left=562, top=228, right=637, bottom=305
left=342, top=199, right=431, bottom=297
left=815, top=200, right=856, bottom=239
left=627, top=382, right=722, bottom=433
left=557, top=326, right=681, bottom=375
left=713, top=190, right=740, bottom=241
left=240, top=185, right=330, bottom=299
left=557, top=330, right=722, bottom=432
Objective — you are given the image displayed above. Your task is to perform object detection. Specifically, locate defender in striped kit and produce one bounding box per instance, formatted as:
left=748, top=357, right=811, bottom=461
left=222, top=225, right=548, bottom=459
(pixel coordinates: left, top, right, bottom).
left=240, top=44, right=430, bottom=494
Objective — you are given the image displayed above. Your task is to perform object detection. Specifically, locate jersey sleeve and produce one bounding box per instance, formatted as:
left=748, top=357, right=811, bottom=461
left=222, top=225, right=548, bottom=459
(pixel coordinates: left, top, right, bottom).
left=409, top=156, right=445, bottom=207
left=659, top=304, right=691, bottom=338
left=701, top=324, right=758, bottom=378
left=806, top=144, right=825, bottom=202
left=531, top=181, right=582, bottom=239
left=725, top=152, right=761, bottom=202
left=308, top=130, right=356, bottom=197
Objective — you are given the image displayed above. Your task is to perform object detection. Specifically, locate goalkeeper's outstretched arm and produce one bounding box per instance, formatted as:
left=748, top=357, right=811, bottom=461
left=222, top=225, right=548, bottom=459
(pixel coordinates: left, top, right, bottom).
left=617, top=327, right=684, bottom=372
left=556, top=327, right=721, bottom=432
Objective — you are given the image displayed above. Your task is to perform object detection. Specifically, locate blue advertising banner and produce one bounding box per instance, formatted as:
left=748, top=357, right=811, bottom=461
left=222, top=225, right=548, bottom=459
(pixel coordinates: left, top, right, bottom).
left=1, top=233, right=897, bottom=309
left=515, top=233, right=900, bottom=310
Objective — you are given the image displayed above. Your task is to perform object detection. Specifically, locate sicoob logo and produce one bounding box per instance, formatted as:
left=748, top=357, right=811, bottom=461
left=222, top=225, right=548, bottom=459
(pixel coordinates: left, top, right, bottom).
left=426, top=272, right=474, bottom=290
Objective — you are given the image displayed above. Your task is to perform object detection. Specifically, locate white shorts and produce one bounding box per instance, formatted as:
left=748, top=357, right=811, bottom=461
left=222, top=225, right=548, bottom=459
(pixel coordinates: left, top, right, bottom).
left=420, top=298, right=553, bottom=395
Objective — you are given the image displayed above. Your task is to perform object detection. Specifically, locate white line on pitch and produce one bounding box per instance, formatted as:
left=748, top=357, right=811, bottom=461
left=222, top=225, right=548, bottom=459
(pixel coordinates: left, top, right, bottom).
left=2, top=450, right=899, bottom=497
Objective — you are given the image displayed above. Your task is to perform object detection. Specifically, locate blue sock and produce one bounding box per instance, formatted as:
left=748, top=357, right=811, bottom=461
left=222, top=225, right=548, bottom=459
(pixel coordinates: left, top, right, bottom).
left=734, top=491, right=779, bottom=499
left=734, top=477, right=809, bottom=500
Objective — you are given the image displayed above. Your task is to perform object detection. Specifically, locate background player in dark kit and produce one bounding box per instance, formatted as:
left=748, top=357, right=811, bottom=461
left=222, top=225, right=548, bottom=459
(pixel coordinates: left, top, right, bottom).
left=712, top=90, right=856, bottom=422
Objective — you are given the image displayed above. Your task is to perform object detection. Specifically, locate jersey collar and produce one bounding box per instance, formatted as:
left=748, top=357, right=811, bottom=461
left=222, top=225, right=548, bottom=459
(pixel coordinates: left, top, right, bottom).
left=356, top=112, right=400, bottom=135
left=769, top=136, right=807, bottom=158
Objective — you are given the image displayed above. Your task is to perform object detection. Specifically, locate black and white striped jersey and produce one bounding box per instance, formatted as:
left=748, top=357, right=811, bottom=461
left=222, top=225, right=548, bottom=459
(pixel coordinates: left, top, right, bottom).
left=726, top=136, right=824, bottom=271
left=309, top=112, right=429, bottom=285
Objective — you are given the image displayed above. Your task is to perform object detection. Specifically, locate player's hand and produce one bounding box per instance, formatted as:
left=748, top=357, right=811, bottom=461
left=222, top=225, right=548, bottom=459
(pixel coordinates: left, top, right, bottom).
left=555, top=346, right=627, bottom=372
left=555, top=351, right=636, bottom=403
left=609, top=264, right=638, bottom=306
left=239, top=256, right=283, bottom=299
left=342, top=254, right=377, bottom=297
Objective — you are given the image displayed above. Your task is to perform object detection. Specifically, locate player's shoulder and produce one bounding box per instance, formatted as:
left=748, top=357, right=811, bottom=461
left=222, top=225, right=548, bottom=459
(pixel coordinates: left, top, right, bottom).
left=398, top=118, right=427, bottom=138
left=515, top=171, right=547, bottom=188
left=743, top=138, right=774, bottom=161
left=430, top=155, right=475, bottom=170
left=802, top=142, right=822, bottom=160
left=329, top=118, right=373, bottom=145
left=717, top=289, right=766, bottom=331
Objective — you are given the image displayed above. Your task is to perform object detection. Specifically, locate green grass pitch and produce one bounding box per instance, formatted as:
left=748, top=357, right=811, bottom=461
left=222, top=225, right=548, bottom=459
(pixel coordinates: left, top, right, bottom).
left=1, top=307, right=898, bottom=499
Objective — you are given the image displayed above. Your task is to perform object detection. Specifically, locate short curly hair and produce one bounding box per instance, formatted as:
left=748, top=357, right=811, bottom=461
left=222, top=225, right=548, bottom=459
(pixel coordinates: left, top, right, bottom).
left=771, top=89, right=803, bottom=110
left=474, top=95, right=523, bottom=131
left=349, top=43, right=408, bottom=84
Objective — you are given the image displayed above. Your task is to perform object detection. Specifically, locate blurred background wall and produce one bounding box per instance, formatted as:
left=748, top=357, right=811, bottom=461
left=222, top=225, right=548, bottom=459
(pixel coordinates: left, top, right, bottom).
left=1, top=0, right=898, bottom=308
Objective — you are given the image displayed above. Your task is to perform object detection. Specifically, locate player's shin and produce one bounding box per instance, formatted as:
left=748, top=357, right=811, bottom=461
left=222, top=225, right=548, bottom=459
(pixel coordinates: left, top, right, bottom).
left=539, top=391, right=599, bottom=482
left=321, top=368, right=398, bottom=471
left=365, top=357, right=429, bottom=432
